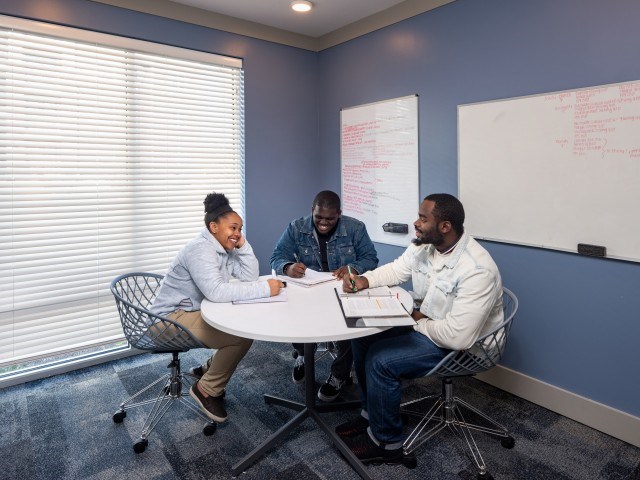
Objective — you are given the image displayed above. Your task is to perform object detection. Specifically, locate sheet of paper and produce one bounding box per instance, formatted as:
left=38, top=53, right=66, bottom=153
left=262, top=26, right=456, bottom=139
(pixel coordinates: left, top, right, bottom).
left=355, top=316, right=416, bottom=327
left=283, top=268, right=335, bottom=287
left=336, top=286, right=393, bottom=297
left=340, top=295, right=408, bottom=318
left=232, top=288, right=288, bottom=304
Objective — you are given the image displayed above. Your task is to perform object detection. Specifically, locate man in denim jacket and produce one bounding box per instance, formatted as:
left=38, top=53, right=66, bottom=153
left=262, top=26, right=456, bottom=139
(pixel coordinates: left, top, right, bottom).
left=270, top=190, right=378, bottom=402
left=335, top=193, right=503, bottom=464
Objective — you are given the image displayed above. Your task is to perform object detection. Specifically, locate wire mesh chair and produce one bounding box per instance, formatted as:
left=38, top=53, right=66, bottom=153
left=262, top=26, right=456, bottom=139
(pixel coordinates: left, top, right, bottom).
left=110, top=272, right=216, bottom=453
left=401, top=288, right=519, bottom=480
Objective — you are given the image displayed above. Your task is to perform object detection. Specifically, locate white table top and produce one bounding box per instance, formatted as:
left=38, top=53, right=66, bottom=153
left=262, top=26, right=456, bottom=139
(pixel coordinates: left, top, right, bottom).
left=201, top=278, right=413, bottom=343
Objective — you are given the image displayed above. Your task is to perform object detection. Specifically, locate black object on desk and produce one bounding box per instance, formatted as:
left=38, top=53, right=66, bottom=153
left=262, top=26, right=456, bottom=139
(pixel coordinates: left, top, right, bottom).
left=383, top=222, right=409, bottom=233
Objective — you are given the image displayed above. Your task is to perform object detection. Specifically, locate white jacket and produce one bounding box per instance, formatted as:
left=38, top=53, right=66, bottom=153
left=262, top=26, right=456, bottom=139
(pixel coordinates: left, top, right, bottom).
left=362, top=233, right=503, bottom=350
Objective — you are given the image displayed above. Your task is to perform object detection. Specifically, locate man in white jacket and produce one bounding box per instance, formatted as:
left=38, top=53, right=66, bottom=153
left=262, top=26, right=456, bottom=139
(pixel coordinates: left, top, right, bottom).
left=335, top=193, right=503, bottom=464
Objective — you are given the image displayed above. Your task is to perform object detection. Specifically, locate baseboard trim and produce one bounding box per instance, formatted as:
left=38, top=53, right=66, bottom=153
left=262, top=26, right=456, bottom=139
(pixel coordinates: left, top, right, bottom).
left=477, top=365, right=640, bottom=448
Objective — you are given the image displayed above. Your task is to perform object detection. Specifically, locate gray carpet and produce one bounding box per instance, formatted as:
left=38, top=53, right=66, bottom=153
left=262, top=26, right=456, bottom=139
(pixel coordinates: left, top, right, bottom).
left=1, top=341, right=639, bottom=480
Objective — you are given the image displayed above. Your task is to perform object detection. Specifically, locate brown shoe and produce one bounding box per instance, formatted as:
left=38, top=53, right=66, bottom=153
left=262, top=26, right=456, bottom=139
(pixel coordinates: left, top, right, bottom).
left=189, top=382, right=227, bottom=423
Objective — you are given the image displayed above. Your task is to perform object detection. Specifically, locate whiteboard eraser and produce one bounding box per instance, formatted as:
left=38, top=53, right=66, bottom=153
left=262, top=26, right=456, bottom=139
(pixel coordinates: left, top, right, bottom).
left=382, top=222, right=409, bottom=234
left=577, top=243, right=606, bottom=257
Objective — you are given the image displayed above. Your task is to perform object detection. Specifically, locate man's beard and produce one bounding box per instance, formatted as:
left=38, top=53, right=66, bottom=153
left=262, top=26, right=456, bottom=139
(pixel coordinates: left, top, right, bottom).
left=412, top=228, right=444, bottom=246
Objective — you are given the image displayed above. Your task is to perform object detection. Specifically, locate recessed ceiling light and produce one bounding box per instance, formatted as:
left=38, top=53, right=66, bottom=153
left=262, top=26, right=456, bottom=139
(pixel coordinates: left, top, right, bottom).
left=291, top=1, right=313, bottom=13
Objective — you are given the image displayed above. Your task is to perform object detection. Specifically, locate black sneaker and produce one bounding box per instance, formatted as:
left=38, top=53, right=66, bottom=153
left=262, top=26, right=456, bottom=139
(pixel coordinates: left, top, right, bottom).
left=343, top=432, right=404, bottom=465
left=292, top=356, right=305, bottom=383
left=189, top=382, right=227, bottom=423
left=188, top=365, right=205, bottom=379
left=335, top=415, right=369, bottom=438
left=318, top=373, right=352, bottom=402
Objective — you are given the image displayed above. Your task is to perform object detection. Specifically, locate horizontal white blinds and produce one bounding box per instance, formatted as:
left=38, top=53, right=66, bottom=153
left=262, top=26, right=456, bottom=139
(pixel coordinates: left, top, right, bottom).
left=0, top=20, right=245, bottom=365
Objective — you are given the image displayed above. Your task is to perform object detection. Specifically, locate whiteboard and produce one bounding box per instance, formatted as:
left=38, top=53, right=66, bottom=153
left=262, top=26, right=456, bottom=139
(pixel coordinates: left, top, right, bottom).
left=459, top=80, right=640, bottom=263
left=341, top=95, right=419, bottom=247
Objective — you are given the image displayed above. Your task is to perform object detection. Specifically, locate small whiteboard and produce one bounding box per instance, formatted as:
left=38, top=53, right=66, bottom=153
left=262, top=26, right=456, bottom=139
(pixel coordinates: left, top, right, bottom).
left=459, top=79, right=640, bottom=263
left=341, top=95, right=419, bottom=246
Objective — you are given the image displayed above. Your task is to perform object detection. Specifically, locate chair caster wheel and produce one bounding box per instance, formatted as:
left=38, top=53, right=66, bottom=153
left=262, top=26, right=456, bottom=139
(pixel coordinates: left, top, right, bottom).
left=292, top=350, right=298, bottom=359
left=133, top=439, right=148, bottom=454
left=112, top=410, right=126, bottom=423
left=402, top=452, right=417, bottom=469
left=501, top=436, right=515, bottom=449
left=203, top=423, right=217, bottom=436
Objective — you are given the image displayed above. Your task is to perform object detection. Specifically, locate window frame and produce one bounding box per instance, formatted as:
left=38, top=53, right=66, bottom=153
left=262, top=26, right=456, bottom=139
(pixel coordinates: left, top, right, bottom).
left=0, top=14, right=244, bottom=386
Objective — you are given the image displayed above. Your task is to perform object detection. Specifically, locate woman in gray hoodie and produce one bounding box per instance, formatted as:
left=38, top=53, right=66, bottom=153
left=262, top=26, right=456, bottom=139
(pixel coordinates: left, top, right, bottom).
left=152, top=192, right=283, bottom=423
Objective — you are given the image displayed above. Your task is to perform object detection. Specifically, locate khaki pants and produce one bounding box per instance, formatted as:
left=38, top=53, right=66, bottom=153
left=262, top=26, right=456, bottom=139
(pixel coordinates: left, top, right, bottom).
left=168, top=309, right=253, bottom=397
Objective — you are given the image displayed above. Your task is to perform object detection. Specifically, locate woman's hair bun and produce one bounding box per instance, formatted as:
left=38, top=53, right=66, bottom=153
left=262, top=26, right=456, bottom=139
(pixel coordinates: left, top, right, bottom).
left=204, top=192, right=230, bottom=213
left=203, top=192, right=234, bottom=226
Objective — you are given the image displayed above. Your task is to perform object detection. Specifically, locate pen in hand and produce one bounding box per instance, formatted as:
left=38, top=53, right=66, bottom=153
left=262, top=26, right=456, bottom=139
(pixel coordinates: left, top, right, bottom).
left=347, top=265, right=357, bottom=292
left=267, top=269, right=284, bottom=295
left=289, top=253, right=305, bottom=278
left=271, top=269, right=286, bottom=288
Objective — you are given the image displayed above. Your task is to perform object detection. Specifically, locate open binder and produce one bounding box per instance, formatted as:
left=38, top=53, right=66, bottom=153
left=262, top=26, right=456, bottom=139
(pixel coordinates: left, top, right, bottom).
left=334, top=287, right=416, bottom=327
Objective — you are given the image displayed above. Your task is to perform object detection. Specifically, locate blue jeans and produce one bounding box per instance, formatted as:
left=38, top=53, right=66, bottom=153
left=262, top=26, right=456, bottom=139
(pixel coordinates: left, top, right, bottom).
left=352, top=327, right=450, bottom=444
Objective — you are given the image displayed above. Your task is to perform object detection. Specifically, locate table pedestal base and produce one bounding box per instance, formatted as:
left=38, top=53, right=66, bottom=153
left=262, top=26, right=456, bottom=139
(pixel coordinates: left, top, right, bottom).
left=232, top=343, right=372, bottom=480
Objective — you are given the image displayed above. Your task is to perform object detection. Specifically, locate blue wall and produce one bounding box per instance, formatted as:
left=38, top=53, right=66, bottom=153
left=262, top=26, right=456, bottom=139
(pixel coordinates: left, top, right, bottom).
left=2, top=0, right=639, bottom=419
left=318, top=0, right=640, bottom=417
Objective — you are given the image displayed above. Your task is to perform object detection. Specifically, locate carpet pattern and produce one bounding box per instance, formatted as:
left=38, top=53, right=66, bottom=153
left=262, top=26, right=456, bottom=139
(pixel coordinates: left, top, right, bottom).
left=1, top=341, right=639, bottom=480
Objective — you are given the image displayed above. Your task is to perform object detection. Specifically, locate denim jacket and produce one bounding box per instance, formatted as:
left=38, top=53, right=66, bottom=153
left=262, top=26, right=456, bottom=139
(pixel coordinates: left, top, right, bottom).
left=270, top=215, right=378, bottom=275
left=363, top=233, right=503, bottom=350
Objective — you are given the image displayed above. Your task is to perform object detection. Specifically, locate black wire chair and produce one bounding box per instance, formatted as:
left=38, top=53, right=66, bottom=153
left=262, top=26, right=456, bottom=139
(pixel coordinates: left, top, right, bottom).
left=401, top=288, right=519, bottom=480
left=110, top=272, right=216, bottom=453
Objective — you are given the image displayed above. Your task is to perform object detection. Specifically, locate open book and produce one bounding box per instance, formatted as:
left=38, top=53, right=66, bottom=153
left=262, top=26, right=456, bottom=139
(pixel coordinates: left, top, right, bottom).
left=334, top=287, right=416, bottom=327
left=282, top=268, right=335, bottom=287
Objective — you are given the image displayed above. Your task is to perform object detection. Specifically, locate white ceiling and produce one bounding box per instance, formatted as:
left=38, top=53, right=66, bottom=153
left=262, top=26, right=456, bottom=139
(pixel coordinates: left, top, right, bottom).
left=168, top=0, right=407, bottom=37
left=92, top=0, right=454, bottom=50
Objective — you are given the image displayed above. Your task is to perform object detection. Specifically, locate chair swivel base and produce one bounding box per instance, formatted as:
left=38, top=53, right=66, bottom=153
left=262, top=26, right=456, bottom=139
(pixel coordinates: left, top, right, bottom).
left=112, top=352, right=216, bottom=453
left=402, top=379, right=515, bottom=479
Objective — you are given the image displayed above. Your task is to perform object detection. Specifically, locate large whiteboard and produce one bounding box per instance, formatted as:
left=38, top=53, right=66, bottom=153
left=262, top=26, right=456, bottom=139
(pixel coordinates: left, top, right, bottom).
left=459, top=80, right=640, bottom=262
left=341, top=95, right=419, bottom=247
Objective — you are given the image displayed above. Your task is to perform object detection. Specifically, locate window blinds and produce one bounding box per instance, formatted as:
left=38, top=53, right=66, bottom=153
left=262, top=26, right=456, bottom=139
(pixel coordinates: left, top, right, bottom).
left=0, top=17, right=244, bottom=366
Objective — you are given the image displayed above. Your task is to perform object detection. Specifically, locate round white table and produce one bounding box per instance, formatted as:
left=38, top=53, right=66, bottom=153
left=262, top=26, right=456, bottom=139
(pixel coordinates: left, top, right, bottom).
left=201, top=278, right=413, bottom=480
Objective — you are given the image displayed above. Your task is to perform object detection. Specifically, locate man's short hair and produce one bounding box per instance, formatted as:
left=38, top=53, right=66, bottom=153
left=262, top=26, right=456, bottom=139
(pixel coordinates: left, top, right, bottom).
left=425, top=193, right=465, bottom=235
left=313, top=190, right=341, bottom=211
